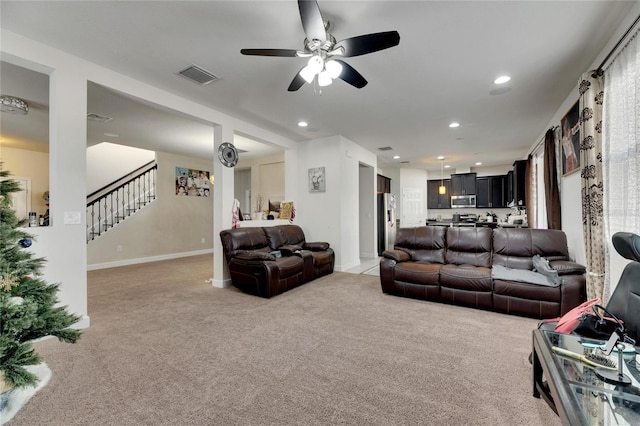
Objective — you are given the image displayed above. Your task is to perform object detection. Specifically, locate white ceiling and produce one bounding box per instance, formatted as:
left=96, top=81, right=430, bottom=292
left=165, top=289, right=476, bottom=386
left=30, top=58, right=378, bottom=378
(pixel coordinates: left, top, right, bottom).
left=0, top=1, right=637, bottom=172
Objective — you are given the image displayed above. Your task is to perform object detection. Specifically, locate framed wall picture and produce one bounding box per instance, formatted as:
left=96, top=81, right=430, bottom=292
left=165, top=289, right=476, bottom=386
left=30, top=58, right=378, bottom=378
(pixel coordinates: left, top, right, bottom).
left=176, top=167, right=211, bottom=196
left=308, top=167, right=325, bottom=192
left=561, top=101, right=580, bottom=176
left=280, top=201, right=293, bottom=220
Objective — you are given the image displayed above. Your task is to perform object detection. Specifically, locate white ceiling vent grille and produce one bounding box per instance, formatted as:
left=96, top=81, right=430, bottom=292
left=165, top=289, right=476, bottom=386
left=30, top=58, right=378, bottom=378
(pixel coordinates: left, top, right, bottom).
left=87, top=113, right=113, bottom=122
left=177, top=64, right=220, bottom=85
left=378, top=146, right=393, bottom=151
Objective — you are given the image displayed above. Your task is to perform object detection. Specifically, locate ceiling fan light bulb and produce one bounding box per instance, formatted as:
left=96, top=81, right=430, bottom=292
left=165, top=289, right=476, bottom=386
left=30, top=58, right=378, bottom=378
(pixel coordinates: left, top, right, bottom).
left=307, top=55, right=324, bottom=74
left=299, top=66, right=316, bottom=84
left=318, top=71, right=332, bottom=87
left=325, top=60, right=343, bottom=79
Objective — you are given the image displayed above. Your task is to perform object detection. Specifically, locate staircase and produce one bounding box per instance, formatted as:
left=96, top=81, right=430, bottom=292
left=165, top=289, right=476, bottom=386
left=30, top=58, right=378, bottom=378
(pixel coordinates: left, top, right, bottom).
left=87, top=161, right=157, bottom=242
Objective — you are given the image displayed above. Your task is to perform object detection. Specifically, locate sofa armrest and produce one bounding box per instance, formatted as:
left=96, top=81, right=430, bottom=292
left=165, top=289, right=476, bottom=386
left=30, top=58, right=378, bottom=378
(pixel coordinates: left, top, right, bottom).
left=382, top=249, right=410, bottom=263
left=550, top=260, right=586, bottom=275
left=233, top=251, right=276, bottom=261
left=303, top=242, right=330, bottom=251
left=558, top=274, right=587, bottom=316
left=279, top=245, right=303, bottom=256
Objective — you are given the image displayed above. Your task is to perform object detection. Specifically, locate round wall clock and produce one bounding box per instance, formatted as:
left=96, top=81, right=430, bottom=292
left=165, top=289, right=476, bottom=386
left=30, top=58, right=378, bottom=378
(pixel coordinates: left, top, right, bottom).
left=218, top=142, right=238, bottom=168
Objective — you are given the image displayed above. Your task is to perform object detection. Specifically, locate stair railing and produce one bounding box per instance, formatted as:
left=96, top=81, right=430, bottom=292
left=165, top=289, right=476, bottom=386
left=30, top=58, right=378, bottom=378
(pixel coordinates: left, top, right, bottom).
left=86, top=161, right=157, bottom=242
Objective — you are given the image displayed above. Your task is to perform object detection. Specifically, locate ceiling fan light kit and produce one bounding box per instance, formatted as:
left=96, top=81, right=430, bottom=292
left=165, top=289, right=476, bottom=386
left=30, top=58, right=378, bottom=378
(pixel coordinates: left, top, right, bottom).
left=240, top=0, right=400, bottom=91
left=0, top=95, right=29, bottom=114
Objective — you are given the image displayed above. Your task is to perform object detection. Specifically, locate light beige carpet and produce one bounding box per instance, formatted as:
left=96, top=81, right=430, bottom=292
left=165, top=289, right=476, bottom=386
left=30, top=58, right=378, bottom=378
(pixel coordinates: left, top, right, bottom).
left=9, top=254, right=560, bottom=425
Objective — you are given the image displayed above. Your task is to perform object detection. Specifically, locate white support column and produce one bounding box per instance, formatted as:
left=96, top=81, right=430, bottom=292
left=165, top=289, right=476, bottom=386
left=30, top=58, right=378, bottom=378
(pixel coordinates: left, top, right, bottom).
left=212, top=124, right=235, bottom=288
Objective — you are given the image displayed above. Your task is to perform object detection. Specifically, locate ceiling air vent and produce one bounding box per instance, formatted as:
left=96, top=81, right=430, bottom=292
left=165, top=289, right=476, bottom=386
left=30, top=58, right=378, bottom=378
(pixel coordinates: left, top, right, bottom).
left=400, top=161, right=411, bottom=164
left=87, top=113, right=113, bottom=122
left=177, top=64, right=220, bottom=85
left=378, top=146, right=393, bottom=151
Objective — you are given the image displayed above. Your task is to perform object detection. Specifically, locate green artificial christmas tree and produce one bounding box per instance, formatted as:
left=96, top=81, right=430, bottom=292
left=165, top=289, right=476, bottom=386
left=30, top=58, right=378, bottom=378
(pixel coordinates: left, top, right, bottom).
left=0, top=164, right=81, bottom=394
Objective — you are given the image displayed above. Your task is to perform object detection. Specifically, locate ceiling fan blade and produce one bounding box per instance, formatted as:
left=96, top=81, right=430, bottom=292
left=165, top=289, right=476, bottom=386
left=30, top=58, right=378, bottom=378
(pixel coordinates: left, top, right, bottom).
left=337, top=31, right=400, bottom=57
left=334, top=60, right=367, bottom=89
left=298, top=0, right=326, bottom=42
left=241, top=49, right=299, bottom=57
left=288, top=70, right=306, bottom=92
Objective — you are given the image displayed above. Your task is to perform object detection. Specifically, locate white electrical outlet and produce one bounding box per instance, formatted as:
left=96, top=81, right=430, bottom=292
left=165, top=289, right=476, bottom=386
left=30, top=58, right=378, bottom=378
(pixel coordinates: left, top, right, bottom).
left=201, top=238, right=206, bottom=244
left=116, top=245, right=123, bottom=252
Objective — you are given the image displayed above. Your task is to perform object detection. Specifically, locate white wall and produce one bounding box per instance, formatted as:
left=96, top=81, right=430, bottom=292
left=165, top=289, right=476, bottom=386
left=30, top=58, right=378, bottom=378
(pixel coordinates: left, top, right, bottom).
left=293, top=135, right=377, bottom=271
left=86, top=143, right=155, bottom=194
left=87, top=151, right=214, bottom=269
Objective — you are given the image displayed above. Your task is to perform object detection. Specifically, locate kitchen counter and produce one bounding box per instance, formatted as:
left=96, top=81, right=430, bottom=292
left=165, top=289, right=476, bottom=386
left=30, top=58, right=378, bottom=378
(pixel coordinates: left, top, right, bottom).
left=425, top=220, right=527, bottom=228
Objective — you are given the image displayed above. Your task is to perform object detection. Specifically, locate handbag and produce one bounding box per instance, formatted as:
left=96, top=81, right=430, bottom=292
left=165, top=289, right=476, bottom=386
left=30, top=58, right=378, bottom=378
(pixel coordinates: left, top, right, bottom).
left=552, top=298, right=601, bottom=334
left=543, top=298, right=624, bottom=339
left=573, top=304, right=624, bottom=340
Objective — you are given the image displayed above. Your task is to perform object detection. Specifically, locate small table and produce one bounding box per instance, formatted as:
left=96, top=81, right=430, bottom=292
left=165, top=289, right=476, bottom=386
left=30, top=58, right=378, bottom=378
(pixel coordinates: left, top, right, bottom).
left=532, top=329, right=640, bottom=425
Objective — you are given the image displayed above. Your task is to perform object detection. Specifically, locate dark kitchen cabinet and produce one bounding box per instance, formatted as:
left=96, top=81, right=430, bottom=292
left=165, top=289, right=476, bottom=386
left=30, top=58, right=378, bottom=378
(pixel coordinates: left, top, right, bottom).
left=476, top=175, right=507, bottom=208
left=427, top=179, right=451, bottom=209
left=450, top=173, right=477, bottom=196
left=377, top=174, right=391, bottom=194
left=512, top=160, right=527, bottom=207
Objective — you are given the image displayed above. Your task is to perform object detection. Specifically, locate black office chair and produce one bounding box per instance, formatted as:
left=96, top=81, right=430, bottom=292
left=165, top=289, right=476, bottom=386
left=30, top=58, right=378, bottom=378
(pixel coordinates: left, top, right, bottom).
left=603, top=232, right=640, bottom=343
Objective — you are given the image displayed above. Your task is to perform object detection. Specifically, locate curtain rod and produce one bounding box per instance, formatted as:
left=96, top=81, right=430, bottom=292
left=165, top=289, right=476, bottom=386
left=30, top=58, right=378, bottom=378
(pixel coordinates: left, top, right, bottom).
left=529, top=126, right=559, bottom=156
left=592, top=14, right=640, bottom=77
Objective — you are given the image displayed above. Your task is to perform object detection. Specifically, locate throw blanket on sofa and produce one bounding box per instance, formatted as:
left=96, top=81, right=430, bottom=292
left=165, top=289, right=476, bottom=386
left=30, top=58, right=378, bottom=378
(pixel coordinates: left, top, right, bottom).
left=491, top=264, right=559, bottom=287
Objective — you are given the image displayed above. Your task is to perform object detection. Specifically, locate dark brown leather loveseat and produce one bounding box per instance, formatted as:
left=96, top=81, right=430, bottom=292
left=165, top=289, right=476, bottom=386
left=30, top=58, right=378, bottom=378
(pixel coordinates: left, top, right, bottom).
left=220, top=224, right=334, bottom=298
left=380, top=226, right=586, bottom=319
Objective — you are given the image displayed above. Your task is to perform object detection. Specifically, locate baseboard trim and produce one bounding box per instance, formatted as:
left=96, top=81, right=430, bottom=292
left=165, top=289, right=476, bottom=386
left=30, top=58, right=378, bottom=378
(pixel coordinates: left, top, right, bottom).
left=87, top=249, right=213, bottom=271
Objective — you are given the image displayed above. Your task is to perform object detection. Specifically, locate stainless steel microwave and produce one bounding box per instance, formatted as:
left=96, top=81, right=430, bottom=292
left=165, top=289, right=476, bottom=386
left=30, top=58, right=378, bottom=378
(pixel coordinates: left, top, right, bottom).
left=451, top=195, right=476, bottom=208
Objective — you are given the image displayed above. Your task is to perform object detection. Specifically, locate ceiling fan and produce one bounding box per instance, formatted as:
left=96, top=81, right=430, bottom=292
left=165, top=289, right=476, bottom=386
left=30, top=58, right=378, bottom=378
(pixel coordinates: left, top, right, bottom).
left=240, top=0, right=400, bottom=91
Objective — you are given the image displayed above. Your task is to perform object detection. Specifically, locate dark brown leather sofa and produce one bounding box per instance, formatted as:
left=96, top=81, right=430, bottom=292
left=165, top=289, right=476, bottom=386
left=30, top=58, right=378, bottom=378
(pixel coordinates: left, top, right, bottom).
left=380, top=226, right=586, bottom=319
left=219, top=225, right=334, bottom=298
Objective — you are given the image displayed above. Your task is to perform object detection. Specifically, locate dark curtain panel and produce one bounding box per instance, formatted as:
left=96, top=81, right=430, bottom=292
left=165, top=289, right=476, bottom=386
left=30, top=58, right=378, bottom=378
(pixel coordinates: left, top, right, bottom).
left=544, top=129, right=562, bottom=229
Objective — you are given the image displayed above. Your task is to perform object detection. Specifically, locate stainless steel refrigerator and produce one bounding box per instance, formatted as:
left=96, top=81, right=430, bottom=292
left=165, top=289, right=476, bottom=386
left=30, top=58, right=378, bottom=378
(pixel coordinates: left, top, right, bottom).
left=377, top=193, right=397, bottom=255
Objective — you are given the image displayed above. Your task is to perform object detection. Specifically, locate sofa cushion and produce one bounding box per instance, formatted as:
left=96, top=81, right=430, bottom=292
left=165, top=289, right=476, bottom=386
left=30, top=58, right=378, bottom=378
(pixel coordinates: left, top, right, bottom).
left=440, top=264, right=492, bottom=292
left=263, top=225, right=306, bottom=250
left=492, top=228, right=570, bottom=269
left=220, top=228, right=270, bottom=262
left=310, top=250, right=334, bottom=267
left=445, top=227, right=492, bottom=267
left=394, top=262, right=441, bottom=286
left=274, top=256, right=305, bottom=279
left=394, top=226, right=446, bottom=263
left=493, top=279, right=560, bottom=303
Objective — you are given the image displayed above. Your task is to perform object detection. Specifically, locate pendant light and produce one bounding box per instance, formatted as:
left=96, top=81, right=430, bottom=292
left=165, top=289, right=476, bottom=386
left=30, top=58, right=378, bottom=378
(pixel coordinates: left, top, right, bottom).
left=438, top=158, right=446, bottom=195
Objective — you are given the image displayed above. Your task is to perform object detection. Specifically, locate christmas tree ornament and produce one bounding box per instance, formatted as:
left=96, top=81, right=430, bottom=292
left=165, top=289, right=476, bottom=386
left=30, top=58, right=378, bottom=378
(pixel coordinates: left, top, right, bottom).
left=0, top=273, right=19, bottom=291
left=8, top=296, right=24, bottom=306
left=18, top=238, right=32, bottom=248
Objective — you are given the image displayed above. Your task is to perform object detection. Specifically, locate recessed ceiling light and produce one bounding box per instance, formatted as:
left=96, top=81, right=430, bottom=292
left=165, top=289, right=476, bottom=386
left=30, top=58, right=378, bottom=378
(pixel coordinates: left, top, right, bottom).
left=444, top=165, right=451, bottom=169
left=393, top=155, right=400, bottom=159
left=475, top=162, right=482, bottom=166
left=298, top=121, right=308, bottom=127
left=437, top=156, right=445, bottom=160
left=449, top=122, right=460, bottom=128
left=494, top=75, right=511, bottom=85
